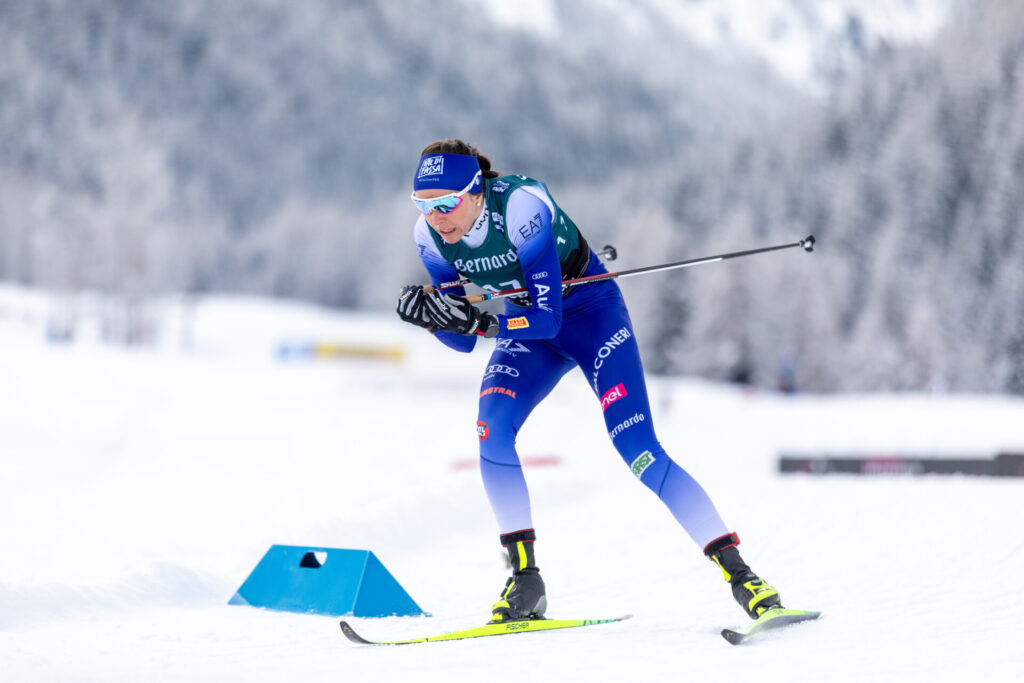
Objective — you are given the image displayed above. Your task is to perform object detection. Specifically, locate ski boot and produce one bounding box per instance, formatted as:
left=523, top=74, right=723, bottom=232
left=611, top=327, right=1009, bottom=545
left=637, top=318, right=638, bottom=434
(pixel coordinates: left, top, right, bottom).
left=704, top=532, right=783, bottom=620
left=490, top=529, right=547, bottom=623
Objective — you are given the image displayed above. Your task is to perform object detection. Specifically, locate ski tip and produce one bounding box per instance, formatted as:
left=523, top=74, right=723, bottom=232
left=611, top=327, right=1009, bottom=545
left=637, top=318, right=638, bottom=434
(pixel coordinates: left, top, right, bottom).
left=588, top=614, right=632, bottom=626
left=721, top=628, right=746, bottom=645
left=721, top=609, right=821, bottom=646
left=339, top=620, right=373, bottom=645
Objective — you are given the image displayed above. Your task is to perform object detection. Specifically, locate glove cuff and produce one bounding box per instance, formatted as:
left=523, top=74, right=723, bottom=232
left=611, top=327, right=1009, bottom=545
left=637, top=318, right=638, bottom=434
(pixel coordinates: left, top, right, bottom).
left=476, top=314, right=499, bottom=338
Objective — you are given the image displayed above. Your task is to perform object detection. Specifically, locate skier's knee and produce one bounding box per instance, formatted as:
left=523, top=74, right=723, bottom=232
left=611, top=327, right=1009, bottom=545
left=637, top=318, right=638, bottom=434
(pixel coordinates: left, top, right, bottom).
left=477, top=417, right=521, bottom=467
left=623, top=448, right=670, bottom=492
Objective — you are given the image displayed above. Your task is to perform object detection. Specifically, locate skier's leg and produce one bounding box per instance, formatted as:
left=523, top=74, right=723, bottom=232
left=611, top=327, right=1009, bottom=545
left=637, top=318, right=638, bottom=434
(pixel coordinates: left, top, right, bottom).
left=476, top=339, right=574, bottom=534
left=562, top=298, right=731, bottom=547
left=563, top=295, right=784, bottom=618
left=476, top=339, right=573, bottom=622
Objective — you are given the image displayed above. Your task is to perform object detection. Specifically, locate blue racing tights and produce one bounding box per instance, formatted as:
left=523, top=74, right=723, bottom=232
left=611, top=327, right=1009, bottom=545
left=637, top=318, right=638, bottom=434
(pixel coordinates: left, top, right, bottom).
left=476, top=282, right=730, bottom=549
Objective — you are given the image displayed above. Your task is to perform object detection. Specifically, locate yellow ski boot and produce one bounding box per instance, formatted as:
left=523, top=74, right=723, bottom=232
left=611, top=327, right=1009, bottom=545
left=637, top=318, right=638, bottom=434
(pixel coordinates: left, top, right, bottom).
left=704, top=532, right=783, bottom=619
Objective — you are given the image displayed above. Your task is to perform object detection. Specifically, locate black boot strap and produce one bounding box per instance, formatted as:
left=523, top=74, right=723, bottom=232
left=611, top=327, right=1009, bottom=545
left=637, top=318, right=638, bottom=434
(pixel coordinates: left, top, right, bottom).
left=703, top=532, right=740, bottom=558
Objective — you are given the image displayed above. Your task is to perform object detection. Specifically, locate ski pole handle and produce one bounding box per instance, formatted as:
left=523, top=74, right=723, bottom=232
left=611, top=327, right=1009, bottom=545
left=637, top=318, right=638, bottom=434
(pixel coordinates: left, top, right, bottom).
left=420, top=283, right=489, bottom=304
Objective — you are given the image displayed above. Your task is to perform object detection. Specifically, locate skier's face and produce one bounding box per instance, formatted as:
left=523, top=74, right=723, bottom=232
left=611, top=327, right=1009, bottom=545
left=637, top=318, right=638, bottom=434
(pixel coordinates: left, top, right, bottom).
left=418, top=190, right=484, bottom=244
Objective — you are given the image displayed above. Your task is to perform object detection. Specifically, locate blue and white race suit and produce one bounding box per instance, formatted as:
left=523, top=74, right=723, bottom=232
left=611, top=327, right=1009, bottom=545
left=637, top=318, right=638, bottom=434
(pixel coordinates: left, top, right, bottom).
left=413, top=179, right=730, bottom=548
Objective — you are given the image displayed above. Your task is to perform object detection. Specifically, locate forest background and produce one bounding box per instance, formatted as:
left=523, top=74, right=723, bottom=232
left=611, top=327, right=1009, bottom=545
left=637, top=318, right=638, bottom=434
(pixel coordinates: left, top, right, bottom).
left=2, top=0, right=1021, bottom=394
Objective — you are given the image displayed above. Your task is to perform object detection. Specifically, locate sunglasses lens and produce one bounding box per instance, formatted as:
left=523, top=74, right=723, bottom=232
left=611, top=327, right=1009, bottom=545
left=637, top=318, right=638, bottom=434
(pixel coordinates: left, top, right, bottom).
left=432, top=196, right=462, bottom=214
left=413, top=194, right=462, bottom=215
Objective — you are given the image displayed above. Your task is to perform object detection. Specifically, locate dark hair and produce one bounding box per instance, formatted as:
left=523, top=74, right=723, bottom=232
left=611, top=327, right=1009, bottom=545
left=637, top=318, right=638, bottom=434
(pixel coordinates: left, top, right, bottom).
left=420, top=139, right=501, bottom=181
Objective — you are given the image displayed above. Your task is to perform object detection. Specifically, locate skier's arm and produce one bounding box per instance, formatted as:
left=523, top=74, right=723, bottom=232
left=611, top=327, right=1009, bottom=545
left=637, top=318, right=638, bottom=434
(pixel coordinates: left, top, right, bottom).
left=411, top=219, right=477, bottom=353
left=492, top=187, right=564, bottom=340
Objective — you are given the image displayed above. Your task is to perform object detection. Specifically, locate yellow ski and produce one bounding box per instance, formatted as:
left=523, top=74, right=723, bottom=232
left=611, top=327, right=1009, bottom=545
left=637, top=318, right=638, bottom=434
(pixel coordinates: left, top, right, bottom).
left=340, top=615, right=631, bottom=646
left=721, top=608, right=821, bottom=645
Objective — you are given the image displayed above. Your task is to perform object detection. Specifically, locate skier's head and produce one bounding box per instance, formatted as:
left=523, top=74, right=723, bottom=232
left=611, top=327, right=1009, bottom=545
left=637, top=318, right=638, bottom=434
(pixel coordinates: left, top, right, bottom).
left=411, top=140, right=497, bottom=244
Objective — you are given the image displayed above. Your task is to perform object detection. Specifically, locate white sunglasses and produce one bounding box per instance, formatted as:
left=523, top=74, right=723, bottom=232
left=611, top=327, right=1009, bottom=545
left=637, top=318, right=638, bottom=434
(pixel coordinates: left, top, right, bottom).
left=410, top=171, right=482, bottom=215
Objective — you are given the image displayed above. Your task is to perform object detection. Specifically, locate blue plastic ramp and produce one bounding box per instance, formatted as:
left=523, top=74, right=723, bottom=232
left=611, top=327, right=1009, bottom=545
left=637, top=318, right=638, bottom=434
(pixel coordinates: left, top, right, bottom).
left=229, top=545, right=425, bottom=617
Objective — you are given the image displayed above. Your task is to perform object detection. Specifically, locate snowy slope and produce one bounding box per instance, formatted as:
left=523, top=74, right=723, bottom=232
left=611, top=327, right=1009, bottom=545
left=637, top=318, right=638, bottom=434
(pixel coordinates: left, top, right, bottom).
left=1, top=285, right=1022, bottom=681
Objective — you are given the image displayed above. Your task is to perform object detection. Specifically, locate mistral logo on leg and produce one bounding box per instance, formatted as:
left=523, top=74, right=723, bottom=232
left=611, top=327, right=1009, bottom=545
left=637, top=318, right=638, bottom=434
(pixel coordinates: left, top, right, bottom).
left=600, top=383, right=627, bottom=411
left=630, top=451, right=655, bottom=479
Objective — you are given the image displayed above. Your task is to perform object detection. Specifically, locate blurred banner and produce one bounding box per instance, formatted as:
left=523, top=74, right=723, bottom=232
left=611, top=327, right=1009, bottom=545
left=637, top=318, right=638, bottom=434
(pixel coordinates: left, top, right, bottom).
left=779, top=452, right=1024, bottom=477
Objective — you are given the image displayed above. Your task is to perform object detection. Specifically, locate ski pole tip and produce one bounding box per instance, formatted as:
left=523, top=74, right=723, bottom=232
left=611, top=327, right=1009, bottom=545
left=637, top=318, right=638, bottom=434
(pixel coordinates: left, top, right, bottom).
left=801, top=235, right=815, bottom=252
left=600, top=244, right=618, bottom=261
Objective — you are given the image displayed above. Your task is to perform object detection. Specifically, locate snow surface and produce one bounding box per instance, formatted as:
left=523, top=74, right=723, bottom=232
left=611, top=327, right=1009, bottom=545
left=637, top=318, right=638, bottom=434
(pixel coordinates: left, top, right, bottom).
left=2, top=284, right=1023, bottom=681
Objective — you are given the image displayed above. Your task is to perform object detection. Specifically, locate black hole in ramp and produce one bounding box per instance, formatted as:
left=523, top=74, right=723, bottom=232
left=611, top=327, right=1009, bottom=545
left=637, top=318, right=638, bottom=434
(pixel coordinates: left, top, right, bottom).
left=300, top=551, right=325, bottom=568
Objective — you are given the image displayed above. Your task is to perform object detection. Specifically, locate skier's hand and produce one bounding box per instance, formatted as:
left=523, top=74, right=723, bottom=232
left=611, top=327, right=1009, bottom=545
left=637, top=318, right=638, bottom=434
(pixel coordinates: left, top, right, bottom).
left=396, top=285, right=438, bottom=332
left=423, top=291, right=498, bottom=337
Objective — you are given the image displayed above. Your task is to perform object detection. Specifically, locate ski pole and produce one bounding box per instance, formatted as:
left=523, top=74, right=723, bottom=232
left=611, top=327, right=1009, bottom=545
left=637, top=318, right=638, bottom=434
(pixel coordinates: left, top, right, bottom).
left=457, top=235, right=815, bottom=304
left=430, top=244, right=618, bottom=293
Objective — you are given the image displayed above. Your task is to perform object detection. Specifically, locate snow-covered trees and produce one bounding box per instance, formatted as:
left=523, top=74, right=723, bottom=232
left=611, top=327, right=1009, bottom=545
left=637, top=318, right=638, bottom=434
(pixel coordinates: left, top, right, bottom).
left=1, top=1, right=1020, bottom=392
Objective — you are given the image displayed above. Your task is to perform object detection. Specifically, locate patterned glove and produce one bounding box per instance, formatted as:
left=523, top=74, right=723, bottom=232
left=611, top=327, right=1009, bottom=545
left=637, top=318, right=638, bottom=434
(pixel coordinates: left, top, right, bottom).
left=423, top=291, right=499, bottom=337
left=396, top=285, right=438, bottom=332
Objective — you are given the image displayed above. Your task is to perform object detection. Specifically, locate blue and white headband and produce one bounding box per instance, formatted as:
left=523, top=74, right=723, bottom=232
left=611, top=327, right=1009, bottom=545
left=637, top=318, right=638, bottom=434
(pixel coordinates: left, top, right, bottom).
left=413, top=153, right=482, bottom=193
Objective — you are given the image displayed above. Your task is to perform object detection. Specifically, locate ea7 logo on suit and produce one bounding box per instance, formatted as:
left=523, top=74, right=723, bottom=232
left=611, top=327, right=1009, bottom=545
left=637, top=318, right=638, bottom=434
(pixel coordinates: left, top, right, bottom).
left=496, top=338, right=531, bottom=356
left=517, top=214, right=544, bottom=240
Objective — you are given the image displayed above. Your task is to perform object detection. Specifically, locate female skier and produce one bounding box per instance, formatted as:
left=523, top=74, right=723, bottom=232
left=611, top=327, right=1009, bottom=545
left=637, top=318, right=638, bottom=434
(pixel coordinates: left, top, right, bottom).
left=397, top=139, right=783, bottom=624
